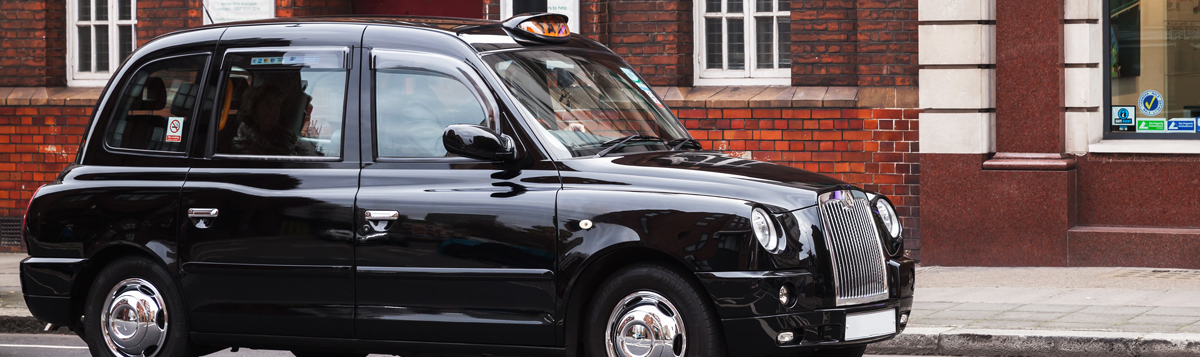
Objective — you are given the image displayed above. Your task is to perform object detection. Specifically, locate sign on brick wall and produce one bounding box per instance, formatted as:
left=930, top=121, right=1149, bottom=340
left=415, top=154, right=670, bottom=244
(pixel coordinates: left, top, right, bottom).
left=203, top=0, right=275, bottom=24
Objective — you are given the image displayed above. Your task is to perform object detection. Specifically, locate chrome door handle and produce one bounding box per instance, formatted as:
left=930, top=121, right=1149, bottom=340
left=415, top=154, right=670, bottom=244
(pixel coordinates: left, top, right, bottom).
left=364, top=210, right=398, bottom=232
left=188, top=208, right=218, bottom=229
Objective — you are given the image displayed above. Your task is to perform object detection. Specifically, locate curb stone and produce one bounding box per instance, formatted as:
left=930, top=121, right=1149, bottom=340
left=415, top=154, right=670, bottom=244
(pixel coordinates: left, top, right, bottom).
left=866, top=327, right=1200, bottom=357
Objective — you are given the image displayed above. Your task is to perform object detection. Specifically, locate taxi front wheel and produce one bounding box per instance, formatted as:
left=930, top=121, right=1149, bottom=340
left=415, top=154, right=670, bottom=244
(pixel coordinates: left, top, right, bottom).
left=584, top=263, right=726, bottom=357
left=83, top=257, right=193, bottom=357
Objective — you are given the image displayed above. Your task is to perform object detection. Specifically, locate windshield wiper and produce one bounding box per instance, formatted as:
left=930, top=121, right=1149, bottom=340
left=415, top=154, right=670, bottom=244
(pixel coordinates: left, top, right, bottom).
left=594, top=135, right=665, bottom=158
left=667, top=138, right=703, bottom=151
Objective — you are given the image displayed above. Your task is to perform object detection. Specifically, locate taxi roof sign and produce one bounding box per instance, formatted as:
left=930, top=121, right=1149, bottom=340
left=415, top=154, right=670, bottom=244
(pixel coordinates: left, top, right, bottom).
left=503, top=13, right=571, bottom=44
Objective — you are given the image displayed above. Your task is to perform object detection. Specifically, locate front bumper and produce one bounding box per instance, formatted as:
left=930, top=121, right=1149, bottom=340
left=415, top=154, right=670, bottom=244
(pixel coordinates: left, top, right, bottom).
left=697, top=257, right=916, bottom=357
left=720, top=297, right=912, bottom=357
left=20, top=257, right=88, bottom=326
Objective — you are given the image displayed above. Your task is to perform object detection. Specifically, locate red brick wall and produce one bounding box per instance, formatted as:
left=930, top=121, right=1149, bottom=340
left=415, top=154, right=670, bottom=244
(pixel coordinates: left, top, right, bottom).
left=0, top=0, right=63, bottom=87
left=790, top=0, right=917, bottom=87
left=597, top=0, right=693, bottom=86
left=276, top=0, right=353, bottom=17
left=137, top=0, right=203, bottom=46
left=482, top=0, right=499, bottom=20
left=0, top=105, right=90, bottom=218
left=679, top=106, right=922, bottom=258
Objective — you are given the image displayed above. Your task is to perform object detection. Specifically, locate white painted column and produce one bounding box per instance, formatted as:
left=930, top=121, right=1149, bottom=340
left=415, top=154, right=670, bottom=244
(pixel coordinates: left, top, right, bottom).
left=1063, top=0, right=1103, bottom=154
left=917, top=0, right=997, bottom=154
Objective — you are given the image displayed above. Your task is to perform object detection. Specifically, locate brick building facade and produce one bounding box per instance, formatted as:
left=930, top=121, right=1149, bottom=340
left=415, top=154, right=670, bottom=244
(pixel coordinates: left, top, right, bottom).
left=0, top=0, right=923, bottom=257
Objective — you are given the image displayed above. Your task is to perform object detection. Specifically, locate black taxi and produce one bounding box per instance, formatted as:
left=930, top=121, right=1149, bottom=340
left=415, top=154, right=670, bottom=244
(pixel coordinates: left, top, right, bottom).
left=19, top=13, right=916, bottom=357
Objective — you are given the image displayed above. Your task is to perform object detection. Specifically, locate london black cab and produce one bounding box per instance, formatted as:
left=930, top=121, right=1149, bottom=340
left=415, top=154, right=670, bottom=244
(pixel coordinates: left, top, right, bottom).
left=19, top=13, right=916, bottom=357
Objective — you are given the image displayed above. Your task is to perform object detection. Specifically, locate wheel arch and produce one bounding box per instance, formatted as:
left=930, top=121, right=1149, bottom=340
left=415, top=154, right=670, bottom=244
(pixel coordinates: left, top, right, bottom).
left=69, top=242, right=173, bottom=330
left=561, top=244, right=716, bottom=357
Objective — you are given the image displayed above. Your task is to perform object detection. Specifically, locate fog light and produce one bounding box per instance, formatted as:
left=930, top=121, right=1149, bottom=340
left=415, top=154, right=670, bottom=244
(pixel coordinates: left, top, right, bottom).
left=778, top=286, right=790, bottom=306
left=900, top=312, right=909, bottom=324
left=777, top=331, right=795, bottom=343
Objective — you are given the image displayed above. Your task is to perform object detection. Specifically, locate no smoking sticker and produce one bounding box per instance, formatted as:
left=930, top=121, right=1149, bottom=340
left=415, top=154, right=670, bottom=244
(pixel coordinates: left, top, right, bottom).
left=166, top=117, right=184, bottom=142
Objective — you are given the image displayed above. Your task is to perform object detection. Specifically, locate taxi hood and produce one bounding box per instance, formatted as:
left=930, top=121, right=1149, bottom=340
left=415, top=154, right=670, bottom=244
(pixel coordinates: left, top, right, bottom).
left=555, top=151, right=850, bottom=211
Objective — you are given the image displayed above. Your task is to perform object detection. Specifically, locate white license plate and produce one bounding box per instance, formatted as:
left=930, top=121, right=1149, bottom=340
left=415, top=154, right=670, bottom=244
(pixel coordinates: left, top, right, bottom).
left=844, top=308, right=897, bottom=341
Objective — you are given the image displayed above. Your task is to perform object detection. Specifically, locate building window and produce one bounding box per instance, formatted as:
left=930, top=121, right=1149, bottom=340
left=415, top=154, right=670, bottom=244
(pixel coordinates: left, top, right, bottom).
left=68, top=0, right=138, bottom=86
left=1106, top=0, right=1199, bottom=139
left=696, top=0, right=790, bottom=85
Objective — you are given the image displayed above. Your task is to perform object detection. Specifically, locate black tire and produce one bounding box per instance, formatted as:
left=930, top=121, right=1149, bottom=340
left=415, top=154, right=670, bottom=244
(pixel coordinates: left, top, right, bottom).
left=84, top=256, right=193, bottom=357
left=291, top=352, right=367, bottom=357
left=583, top=263, right=725, bottom=357
left=812, top=345, right=866, bottom=357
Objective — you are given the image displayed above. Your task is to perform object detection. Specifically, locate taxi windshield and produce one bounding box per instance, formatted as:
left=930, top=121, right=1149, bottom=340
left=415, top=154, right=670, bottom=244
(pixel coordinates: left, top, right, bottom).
left=484, top=49, right=693, bottom=157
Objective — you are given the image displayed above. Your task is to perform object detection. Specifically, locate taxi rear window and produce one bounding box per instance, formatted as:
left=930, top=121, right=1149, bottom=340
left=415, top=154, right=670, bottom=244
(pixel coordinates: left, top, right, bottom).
left=105, top=54, right=208, bottom=153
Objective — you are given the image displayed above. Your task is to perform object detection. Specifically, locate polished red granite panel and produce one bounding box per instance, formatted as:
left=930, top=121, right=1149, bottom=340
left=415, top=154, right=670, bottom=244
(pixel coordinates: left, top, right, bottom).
left=921, top=154, right=1075, bottom=266
left=995, top=0, right=1064, bottom=153
left=1077, top=154, right=1200, bottom=228
left=1070, top=227, right=1200, bottom=268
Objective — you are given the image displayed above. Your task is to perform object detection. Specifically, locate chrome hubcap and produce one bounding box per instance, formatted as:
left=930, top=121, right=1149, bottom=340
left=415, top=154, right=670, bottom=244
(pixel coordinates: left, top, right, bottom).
left=605, top=291, right=686, bottom=357
left=102, top=278, right=168, bottom=357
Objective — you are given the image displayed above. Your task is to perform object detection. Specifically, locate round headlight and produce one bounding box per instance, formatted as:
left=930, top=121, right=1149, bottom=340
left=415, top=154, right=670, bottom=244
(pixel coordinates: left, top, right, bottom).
left=874, top=198, right=902, bottom=238
left=751, top=207, right=779, bottom=252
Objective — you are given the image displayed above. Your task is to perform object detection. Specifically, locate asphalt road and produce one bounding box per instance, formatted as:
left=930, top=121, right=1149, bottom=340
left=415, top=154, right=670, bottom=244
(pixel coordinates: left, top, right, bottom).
left=0, top=334, right=965, bottom=357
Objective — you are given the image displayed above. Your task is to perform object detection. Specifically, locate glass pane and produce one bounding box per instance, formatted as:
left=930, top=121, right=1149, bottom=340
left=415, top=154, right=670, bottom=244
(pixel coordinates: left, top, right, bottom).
left=706, top=0, right=721, bottom=13
left=483, top=50, right=691, bottom=158
left=120, top=0, right=132, bottom=20
left=78, top=26, right=92, bottom=72
left=706, top=18, right=722, bottom=69
left=96, top=0, right=108, bottom=21
left=779, top=0, right=789, bottom=11
left=96, top=25, right=109, bottom=72
left=727, top=0, right=742, bottom=13
left=779, top=16, right=791, bottom=68
left=727, top=18, right=744, bottom=70
left=119, top=25, right=133, bottom=61
left=105, top=54, right=209, bottom=152
left=375, top=70, right=486, bottom=158
left=78, top=0, right=91, bottom=21
left=217, top=51, right=349, bottom=157
left=756, top=0, right=771, bottom=12
left=756, top=17, right=773, bottom=69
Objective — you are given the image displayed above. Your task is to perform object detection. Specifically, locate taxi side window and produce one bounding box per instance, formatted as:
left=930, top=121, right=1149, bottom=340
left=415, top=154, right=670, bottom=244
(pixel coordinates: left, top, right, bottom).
left=373, top=51, right=491, bottom=158
left=214, top=50, right=347, bottom=158
left=105, top=54, right=208, bottom=153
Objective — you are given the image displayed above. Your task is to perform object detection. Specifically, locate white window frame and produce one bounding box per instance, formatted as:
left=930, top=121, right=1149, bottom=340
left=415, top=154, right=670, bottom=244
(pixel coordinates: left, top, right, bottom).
left=67, top=0, right=138, bottom=87
left=694, top=0, right=790, bottom=86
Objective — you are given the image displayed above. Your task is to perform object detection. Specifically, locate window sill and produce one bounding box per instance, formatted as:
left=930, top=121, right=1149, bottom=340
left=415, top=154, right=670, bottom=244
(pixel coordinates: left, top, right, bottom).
left=0, top=87, right=104, bottom=106
left=1089, top=139, right=1200, bottom=154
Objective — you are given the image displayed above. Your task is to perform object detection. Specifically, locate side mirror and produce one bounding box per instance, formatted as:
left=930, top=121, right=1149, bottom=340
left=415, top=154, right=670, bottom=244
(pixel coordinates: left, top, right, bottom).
left=443, top=124, right=517, bottom=161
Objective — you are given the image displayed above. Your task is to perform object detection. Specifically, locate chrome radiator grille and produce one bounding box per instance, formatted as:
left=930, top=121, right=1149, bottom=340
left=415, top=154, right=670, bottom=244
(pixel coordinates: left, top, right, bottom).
left=818, top=197, right=889, bottom=306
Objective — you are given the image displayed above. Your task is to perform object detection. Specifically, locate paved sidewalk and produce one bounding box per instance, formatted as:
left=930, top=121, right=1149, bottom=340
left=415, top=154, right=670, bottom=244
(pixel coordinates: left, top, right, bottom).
left=869, top=266, right=1200, bottom=356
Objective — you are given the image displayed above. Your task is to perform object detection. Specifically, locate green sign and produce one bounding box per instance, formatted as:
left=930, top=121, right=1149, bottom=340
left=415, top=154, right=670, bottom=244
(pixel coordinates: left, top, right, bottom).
left=1137, top=119, right=1166, bottom=132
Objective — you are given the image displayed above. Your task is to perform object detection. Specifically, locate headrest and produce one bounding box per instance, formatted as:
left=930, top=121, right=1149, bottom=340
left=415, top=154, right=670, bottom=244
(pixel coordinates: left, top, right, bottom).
left=227, top=77, right=250, bottom=110
left=171, top=82, right=199, bottom=117
left=129, top=77, right=166, bottom=111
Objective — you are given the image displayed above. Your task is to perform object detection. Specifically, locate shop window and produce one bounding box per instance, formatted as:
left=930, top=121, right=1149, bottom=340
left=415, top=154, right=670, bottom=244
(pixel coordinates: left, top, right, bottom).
left=68, top=0, right=138, bottom=86
left=1107, top=0, right=1200, bottom=138
left=696, top=0, right=791, bottom=86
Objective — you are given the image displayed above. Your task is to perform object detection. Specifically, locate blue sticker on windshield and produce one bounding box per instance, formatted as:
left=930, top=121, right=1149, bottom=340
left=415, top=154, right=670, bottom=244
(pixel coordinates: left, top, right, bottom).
left=620, top=67, right=664, bottom=108
left=251, top=56, right=319, bottom=65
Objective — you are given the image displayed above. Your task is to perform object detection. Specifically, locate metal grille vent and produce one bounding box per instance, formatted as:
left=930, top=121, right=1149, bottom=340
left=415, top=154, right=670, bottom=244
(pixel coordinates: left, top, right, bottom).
left=818, top=198, right=889, bottom=306
left=0, top=218, right=21, bottom=248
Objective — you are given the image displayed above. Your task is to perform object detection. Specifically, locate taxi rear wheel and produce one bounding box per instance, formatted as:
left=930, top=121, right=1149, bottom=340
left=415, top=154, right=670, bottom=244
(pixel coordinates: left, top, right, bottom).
left=83, top=256, right=192, bottom=357
left=583, top=263, right=725, bottom=357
